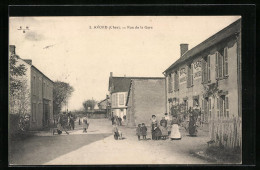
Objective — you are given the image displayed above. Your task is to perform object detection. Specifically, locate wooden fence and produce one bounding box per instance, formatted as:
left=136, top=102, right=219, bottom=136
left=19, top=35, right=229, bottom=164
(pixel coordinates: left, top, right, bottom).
left=209, top=117, right=242, bottom=149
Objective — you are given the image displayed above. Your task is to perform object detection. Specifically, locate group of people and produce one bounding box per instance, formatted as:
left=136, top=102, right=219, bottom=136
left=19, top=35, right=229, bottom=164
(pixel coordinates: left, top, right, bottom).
left=56, top=111, right=75, bottom=135
left=149, top=114, right=182, bottom=141
left=111, top=115, right=123, bottom=126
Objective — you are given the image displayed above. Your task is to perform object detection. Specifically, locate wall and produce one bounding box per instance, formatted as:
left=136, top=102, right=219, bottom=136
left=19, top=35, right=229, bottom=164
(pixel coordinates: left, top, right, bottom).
left=111, top=91, right=128, bottom=119
left=30, top=67, right=54, bottom=130
left=127, top=79, right=166, bottom=127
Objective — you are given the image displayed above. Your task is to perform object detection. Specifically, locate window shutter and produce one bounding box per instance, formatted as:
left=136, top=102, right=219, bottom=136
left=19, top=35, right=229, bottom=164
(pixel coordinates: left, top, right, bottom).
left=224, top=47, right=228, bottom=76
left=191, top=64, right=193, bottom=86
left=218, top=52, right=223, bottom=78
left=176, top=71, right=179, bottom=90
left=215, top=52, right=219, bottom=79
left=207, top=55, right=211, bottom=81
left=220, top=97, right=223, bottom=118
left=209, top=98, right=211, bottom=120
left=217, top=97, right=220, bottom=118
left=187, top=65, right=191, bottom=88
left=202, top=59, right=205, bottom=83
left=168, top=74, right=172, bottom=92
left=225, top=96, right=229, bottom=118
left=174, top=72, right=176, bottom=91
left=202, top=99, right=204, bottom=112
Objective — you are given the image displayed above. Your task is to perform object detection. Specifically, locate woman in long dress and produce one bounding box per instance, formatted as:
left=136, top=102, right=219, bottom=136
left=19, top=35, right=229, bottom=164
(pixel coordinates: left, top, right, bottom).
left=151, top=115, right=158, bottom=140
left=170, top=116, right=181, bottom=140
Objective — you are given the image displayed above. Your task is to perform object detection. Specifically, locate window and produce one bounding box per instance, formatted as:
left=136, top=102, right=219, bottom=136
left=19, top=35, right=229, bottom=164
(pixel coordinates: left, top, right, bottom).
left=216, top=47, right=228, bottom=79
left=217, top=95, right=229, bottom=119
left=224, top=47, right=228, bottom=76
left=208, top=98, right=212, bottom=120
left=187, top=64, right=193, bottom=88
left=115, top=93, right=118, bottom=106
left=168, top=74, right=173, bottom=92
left=119, top=94, right=124, bottom=105
left=112, top=94, right=116, bottom=107
left=174, top=71, right=179, bottom=91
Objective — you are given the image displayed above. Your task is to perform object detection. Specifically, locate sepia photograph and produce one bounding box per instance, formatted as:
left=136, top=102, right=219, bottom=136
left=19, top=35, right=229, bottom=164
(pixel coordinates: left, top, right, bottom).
left=8, top=16, right=242, bottom=165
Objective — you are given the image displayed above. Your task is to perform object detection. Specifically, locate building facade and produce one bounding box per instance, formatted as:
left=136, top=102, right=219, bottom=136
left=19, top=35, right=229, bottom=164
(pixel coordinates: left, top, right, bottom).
left=126, top=78, right=166, bottom=127
left=9, top=45, right=54, bottom=130
left=163, top=19, right=241, bottom=148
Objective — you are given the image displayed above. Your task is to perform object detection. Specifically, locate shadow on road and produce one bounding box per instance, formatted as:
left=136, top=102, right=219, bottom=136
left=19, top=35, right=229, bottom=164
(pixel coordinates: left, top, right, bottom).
left=9, top=133, right=111, bottom=165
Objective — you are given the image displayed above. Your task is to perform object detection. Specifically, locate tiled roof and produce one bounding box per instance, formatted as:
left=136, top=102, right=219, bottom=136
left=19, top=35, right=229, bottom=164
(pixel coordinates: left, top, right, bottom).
left=164, top=18, right=241, bottom=74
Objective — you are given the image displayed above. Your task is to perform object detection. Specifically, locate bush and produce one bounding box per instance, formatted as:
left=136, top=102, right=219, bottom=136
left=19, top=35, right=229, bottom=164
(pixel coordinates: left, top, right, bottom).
left=9, top=114, right=30, bottom=140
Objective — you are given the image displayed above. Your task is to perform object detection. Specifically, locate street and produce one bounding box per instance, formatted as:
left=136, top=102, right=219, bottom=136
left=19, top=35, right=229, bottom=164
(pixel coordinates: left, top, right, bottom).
left=9, top=118, right=211, bottom=165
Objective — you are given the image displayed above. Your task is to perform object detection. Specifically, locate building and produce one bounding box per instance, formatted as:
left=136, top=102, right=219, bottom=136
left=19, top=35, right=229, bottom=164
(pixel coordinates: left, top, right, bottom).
left=163, top=19, right=241, bottom=148
left=97, top=98, right=108, bottom=110
left=9, top=45, right=54, bottom=130
left=125, top=78, right=166, bottom=127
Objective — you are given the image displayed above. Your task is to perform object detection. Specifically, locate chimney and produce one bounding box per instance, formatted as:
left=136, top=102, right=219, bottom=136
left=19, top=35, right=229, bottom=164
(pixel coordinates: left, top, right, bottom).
left=110, top=72, right=113, bottom=78
left=9, top=45, right=16, bottom=55
left=180, top=44, right=189, bottom=57
left=24, top=59, right=32, bottom=65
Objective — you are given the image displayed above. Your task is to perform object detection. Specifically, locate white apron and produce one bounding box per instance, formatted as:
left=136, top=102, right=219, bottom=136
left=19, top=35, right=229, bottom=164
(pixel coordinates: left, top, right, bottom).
left=170, top=124, right=181, bottom=139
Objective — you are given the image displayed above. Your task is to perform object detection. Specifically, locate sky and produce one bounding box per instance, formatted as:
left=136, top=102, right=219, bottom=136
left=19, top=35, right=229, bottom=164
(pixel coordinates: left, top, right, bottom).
left=9, top=16, right=241, bottom=110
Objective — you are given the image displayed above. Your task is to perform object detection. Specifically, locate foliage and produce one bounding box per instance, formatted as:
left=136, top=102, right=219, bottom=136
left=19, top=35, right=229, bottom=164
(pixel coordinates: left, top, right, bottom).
left=83, top=99, right=97, bottom=111
left=53, top=81, right=74, bottom=115
left=9, top=54, right=27, bottom=97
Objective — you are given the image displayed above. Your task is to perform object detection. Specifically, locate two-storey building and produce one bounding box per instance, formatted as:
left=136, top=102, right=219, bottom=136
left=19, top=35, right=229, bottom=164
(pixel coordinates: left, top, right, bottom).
left=163, top=19, right=241, bottom=148
left=9, top=45, right=54, bottom=130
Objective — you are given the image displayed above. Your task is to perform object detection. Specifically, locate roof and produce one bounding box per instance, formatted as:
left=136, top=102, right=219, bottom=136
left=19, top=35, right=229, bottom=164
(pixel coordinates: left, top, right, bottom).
left=109, top=76, right=165, bottom=93
left=163, top=18, right=241, bottom=74
left=125, top=78, right=166, bottom=106
left=10, top=50, right=54, bottom=84
left=98, top=98, right=108, bottom=105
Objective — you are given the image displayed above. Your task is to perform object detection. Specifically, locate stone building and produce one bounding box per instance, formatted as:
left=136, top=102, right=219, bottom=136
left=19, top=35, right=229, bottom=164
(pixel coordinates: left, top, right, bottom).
left=125, top=78, right=166, bottom=127
left=9, top=45, right=54, bottom=130
left=163, top=19, right=241, bottom=148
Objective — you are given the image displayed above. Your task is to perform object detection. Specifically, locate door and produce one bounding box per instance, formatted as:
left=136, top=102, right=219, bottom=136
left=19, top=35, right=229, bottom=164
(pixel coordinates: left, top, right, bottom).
left=43, top=100, right=50, bottom=127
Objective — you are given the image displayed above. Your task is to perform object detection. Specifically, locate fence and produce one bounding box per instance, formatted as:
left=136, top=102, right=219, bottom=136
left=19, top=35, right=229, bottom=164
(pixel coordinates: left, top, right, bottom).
left=209, top=117, right=242, bottom=149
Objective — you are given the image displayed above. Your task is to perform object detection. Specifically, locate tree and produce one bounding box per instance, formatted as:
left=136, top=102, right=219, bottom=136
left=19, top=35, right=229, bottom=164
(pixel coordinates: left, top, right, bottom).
left=9, top=53, right=29, bottom=115
left=83, top=99, right=97, bottom=111
left=53, top=81, right=74, bottom=115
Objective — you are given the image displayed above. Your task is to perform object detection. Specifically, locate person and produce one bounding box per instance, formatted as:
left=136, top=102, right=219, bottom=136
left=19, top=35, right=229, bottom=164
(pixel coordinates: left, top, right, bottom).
left=160, top=117, right=167, bottom=127
left=83, top=116, right=89, bottom=133
left=69, top=114, right=75, bottom=130
left=170, top=116, right=181, bottom=140
left=111, top=116, right=115, bottom=125
left=151, top=115, right=158, bottom=140
left=136, top=124, right=142, bottom=140
left=118, top=117, right=122, bottom=126
left=123, top=115, right=126, bottom=122
left=141, top=123, right=147, bottom=140
left=112, top=124, right=119, bottom=140
left=188, top=111, right=197, bottom=136
left=57, top=113, right=69, bottom=135
left=154, top=123, right=162, bottom=140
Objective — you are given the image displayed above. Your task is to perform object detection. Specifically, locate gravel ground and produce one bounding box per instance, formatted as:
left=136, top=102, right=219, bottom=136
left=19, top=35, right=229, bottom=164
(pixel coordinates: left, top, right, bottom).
left=9, top=118, right=212, bottom=165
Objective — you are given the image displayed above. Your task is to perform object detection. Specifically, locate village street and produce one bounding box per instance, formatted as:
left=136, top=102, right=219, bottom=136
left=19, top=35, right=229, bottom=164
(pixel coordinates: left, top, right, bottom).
left=9, top=118, right=212, bottom=165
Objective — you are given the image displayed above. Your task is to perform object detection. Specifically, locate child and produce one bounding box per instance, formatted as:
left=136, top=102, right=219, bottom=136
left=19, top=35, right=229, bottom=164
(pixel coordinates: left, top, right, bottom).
left=83, top=116, right=88, bottom=133
left=154, top=124, right=162, bottom=140
left=141, top=123, right=147, bottom=140
left=112, top=124, right=119, bottom=140
left=136, top=124, right=142, bottom=140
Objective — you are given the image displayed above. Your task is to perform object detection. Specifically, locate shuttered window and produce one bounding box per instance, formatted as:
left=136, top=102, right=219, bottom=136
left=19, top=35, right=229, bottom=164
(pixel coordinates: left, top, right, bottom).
left=218, top=52, right=223, bottom=78
left=224, top=47, right=228, bottom=76
left=207, top=55, right=211, bottom=81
